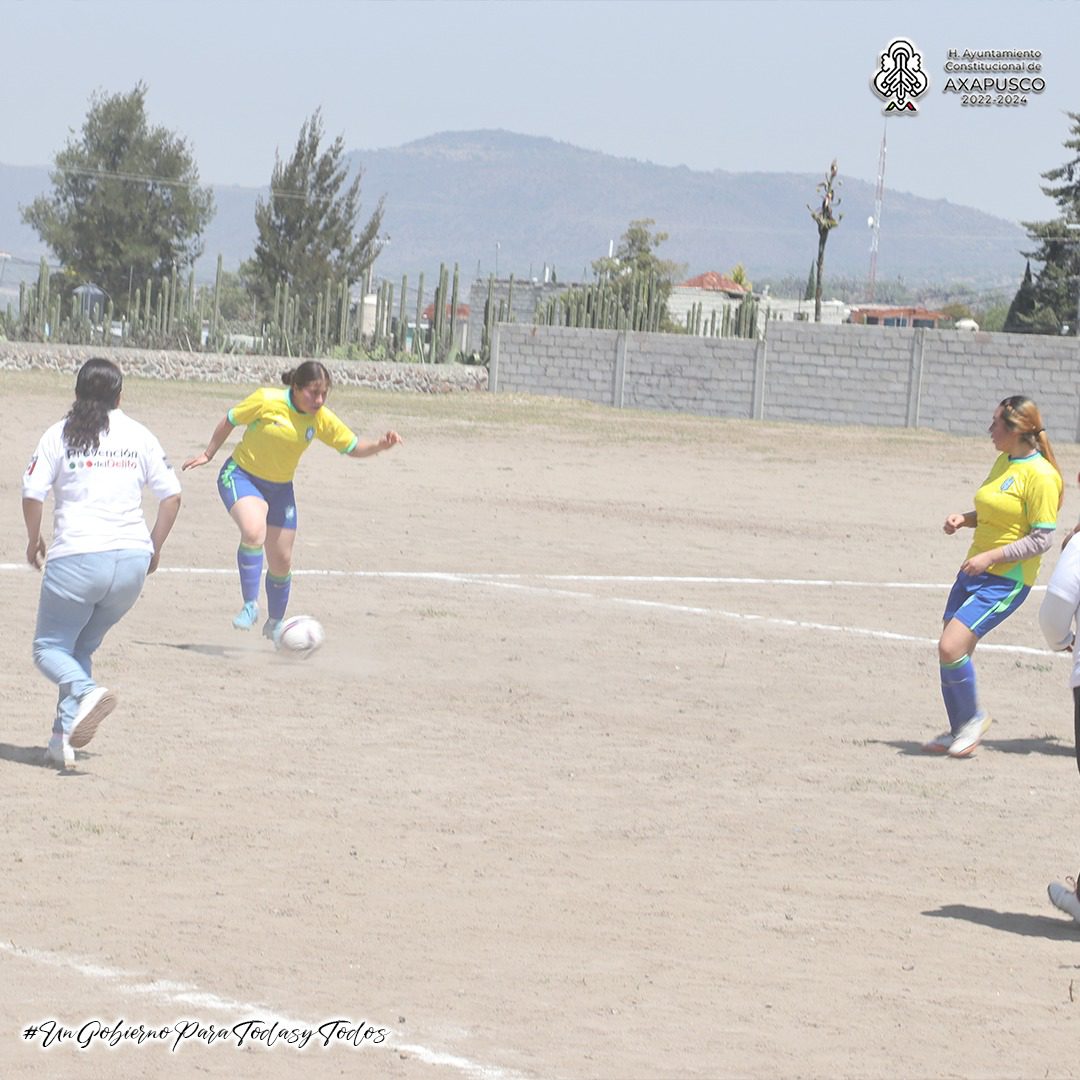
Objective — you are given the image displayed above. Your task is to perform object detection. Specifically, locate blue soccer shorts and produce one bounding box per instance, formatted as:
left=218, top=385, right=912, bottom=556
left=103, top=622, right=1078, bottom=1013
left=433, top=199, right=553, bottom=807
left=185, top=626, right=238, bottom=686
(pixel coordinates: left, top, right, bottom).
left=943, top=570, right=1030, bottom=637
left=217, top=458, right=298, bottom=530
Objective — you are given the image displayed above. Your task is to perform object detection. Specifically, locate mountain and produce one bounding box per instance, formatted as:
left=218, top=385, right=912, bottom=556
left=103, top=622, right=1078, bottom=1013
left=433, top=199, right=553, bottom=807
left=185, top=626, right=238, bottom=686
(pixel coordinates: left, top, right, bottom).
left=0, top=130, right=1030, bottom=297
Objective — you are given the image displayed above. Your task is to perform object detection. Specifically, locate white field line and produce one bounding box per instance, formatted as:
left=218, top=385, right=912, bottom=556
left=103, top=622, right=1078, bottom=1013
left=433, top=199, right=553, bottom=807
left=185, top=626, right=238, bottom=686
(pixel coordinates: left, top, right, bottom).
left=433, top=575, right=1065, bottom=659
left=0, top=564, right=1046, bottom=591
left=0, top=940, right=522, bottom=1079
left=0, top=563, right=1064, bottom=658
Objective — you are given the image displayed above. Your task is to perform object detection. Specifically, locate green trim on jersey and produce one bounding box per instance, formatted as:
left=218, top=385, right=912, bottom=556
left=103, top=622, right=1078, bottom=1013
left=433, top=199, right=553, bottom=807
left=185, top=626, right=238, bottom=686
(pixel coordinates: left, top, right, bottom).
left=226, top=387, right=358, bottom=482
left=967, top=451, right=1061, bottom=587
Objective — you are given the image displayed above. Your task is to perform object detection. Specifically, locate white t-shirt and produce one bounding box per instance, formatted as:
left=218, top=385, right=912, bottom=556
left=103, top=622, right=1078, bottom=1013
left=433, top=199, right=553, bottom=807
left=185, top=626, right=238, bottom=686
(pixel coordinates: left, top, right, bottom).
left=22, top=408, right=182, bottom=560
left=1042, top=537, right=1080, bottom=688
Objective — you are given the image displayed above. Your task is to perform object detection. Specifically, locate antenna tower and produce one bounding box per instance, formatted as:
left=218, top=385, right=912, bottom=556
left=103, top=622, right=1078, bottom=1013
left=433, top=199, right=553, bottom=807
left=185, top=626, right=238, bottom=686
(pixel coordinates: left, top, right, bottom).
left=868, top=123, right=887, bottom=301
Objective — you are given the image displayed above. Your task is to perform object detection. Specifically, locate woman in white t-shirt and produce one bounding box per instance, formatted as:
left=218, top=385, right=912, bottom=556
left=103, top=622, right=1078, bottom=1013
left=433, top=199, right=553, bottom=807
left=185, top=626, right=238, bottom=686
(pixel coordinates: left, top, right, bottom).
left=21, top=357, right=182, bottom=769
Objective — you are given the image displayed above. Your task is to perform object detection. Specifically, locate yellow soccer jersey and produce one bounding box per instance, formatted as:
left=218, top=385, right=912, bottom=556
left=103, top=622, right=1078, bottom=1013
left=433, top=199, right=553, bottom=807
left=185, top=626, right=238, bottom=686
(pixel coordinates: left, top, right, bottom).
left=228, top=388, right=358, bottom=483
left=967, top=451, right=1062, bottom=585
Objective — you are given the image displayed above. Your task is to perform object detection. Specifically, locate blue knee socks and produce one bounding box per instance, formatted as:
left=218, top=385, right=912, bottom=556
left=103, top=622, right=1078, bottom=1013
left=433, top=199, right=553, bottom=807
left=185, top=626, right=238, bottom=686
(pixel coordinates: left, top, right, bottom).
left=941, top=655, right=979, bottom=733
left=237, top=545, right=263, bottom=604
left=265, top=571, right=292, bottom=620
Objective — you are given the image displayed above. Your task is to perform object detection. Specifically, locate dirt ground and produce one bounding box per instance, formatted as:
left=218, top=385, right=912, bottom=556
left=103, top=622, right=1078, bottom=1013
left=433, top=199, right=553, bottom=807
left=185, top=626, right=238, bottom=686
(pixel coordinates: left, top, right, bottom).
left=3, top=368, right=1080, bottom=1080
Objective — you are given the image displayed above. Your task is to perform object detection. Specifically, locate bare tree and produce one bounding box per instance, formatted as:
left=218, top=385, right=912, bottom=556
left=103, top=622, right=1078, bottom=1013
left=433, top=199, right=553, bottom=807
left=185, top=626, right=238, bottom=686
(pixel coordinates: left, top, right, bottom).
left=808, top=160, right=842, bottom=323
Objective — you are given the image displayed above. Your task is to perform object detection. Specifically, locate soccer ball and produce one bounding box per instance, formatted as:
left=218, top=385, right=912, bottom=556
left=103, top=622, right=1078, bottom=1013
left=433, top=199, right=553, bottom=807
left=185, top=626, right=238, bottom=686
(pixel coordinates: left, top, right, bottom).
left=276, top=615, right=325, bottom=657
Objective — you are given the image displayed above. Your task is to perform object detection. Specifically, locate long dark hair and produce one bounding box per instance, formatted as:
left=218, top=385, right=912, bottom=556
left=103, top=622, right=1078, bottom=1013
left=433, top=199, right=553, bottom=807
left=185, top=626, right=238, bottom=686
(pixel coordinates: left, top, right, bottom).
left=282, top=360, right=332, bottom=391
left=63, top=357, right=122, bottom=453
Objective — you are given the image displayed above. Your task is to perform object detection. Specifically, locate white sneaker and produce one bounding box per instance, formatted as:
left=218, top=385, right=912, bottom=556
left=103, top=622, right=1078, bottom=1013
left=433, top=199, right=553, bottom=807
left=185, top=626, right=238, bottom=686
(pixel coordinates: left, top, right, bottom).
left=69, top=687, right=117, bottom=749
left=1048, top=880, right=1080, bottom=923
left=44, top=734, right=74, bottom=770
left=922, top=730, right=954, bottom=753
left=947, top=713, right=991, bottom=758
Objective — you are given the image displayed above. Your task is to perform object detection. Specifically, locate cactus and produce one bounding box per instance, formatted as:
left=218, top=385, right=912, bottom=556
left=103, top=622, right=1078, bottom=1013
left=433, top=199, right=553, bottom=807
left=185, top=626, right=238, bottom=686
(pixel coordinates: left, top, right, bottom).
left=373, top=284, right=383, bottom=347
left=169, top=263, right=179, bottom=333
left=210, top=254, right=223, bottom=345
left=433, top=263, right=449, bottom=362
left=414, top=272, right=425, bottom=359
left=482, top=273, right=495, bottom=362
left=37, top=257, right=50, bottom=332
left=161, top=277, right=171, bottom=336
left=448, top=264, right=460, bottom=360
left=397, top=275, right=407, bottom=354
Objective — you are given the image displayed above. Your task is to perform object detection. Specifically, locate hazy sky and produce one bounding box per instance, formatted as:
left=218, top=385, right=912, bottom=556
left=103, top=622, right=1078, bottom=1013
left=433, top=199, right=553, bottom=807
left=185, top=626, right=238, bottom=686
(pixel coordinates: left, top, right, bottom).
left=3, top=0, right=1079, bottom=225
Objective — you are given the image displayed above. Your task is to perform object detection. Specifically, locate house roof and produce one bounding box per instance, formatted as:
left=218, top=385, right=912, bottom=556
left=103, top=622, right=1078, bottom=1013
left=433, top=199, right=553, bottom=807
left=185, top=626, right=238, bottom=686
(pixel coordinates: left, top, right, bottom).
left=680, top=271, right=746, bottom=294
left=422, top=302, right=470, bottom=321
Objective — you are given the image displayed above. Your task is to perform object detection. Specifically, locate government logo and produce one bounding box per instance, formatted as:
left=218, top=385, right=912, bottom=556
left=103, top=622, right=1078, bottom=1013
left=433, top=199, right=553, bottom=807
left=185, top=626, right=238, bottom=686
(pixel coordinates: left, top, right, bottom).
left=872, top=38, right=929, bottom=113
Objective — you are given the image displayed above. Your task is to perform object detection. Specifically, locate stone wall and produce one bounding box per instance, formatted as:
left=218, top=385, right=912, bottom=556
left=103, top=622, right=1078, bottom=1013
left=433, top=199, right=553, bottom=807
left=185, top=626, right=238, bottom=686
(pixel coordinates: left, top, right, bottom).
left=0, top=341, right=488, bottom=393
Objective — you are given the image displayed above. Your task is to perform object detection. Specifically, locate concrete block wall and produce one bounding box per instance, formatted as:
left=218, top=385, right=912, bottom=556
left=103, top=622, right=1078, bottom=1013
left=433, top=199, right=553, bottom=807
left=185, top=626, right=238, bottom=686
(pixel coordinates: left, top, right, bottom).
left=491, top=324, right=619, bottom=404
left=465, top=279, right=570, bottom=358
left=490, top=320, right=1080, bottom=440
left=761, top=322, right=913, bottom=427
left=918, top=331, right=1080, bottom=441
left=621, top=333, right=756, bottom=418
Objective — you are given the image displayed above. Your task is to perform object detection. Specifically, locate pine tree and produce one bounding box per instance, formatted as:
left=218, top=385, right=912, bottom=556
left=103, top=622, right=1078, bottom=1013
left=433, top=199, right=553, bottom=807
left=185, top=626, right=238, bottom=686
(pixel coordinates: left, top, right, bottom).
left=244, top=109, right=384, bottom=318
left=803, top=262, right=816, bottom=302
left=1002, top=260, right=1036, bottom=332
left=1019, top=112, right=1080, bottom=334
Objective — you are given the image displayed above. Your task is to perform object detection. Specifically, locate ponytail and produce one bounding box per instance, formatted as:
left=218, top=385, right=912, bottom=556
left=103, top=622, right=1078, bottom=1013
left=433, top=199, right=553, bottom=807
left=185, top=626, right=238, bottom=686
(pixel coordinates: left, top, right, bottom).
left=999, top=395, right=1064, bottom=508
left=282, top=360, right=332, bottom=390
left=63, top=357, right=122, bottom=453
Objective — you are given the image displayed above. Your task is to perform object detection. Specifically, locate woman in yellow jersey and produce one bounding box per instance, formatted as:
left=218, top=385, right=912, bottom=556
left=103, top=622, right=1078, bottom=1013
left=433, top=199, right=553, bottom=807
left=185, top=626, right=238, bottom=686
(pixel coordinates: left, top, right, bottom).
left=923, top=396, right=1063, bottom=758
left=182, top=361, right=401, bottom=639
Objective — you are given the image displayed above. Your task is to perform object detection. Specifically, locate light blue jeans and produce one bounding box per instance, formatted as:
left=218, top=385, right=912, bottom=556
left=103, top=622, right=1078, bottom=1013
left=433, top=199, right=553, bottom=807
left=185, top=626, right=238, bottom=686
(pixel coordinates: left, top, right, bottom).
left=33, top=550, right=150, bottom=736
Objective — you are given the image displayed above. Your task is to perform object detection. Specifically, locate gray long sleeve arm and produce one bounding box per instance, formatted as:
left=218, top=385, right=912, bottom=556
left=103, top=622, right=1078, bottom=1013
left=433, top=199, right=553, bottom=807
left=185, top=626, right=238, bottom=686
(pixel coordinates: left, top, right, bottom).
left=999, top=527, right=1054, bottom=564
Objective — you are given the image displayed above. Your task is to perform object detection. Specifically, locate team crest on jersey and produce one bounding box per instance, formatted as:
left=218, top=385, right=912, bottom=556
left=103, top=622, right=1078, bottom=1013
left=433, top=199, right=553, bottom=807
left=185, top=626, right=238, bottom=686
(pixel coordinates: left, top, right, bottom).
left=305, top=426, right=315, bottom=442
left=25, top=456, right=37, bottom=476
left=1000, top=477, right=1015, bottom=492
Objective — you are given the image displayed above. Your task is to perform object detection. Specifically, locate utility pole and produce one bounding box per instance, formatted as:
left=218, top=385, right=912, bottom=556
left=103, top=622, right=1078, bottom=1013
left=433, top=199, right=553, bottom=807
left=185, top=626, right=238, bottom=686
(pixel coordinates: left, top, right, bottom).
left=868, top=123, right=887, bottom=302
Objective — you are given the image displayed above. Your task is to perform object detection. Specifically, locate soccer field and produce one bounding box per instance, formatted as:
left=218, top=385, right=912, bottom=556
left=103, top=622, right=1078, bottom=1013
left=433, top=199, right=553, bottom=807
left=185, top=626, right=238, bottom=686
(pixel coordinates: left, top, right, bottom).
left=3, top=369, right=1080, bottom=1079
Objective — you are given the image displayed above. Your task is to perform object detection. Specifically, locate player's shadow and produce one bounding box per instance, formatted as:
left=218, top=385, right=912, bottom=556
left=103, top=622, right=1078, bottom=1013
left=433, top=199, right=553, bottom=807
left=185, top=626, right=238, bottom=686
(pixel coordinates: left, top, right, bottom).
left=924, top=904, right=1080, bottom=941
left=872, top=736, right=1074, bottom=758
left=132, top=639, right=249, bottom=658
left=0, top=742, right=89, bottom=775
